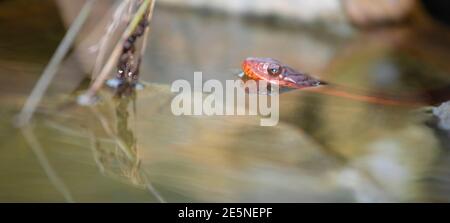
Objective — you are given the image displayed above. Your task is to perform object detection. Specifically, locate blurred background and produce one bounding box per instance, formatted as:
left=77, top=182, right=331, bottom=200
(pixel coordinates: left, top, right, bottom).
left=0, top=0, right=450, bottom=202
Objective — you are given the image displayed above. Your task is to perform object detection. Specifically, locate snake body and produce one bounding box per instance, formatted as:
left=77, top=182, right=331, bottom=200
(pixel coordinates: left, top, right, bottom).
left=241, top=57, right=449, bottom=106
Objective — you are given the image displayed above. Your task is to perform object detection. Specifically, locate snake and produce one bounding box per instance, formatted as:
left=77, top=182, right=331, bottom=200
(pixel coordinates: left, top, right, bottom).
left=241, top=57, right=450, bottom=107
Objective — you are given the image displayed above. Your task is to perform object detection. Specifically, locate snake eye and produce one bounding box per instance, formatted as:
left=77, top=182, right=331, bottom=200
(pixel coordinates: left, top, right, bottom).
left=267, top=64, right=282, bottom=76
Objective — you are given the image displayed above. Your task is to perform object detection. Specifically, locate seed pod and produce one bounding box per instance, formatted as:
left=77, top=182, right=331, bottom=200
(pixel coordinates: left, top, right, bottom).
left=123, top=41, right=133, bottom=52
left=140, top=19, right=149, bottom=27
left=119, top=53, right=130, bottom=64
left=119, top=61, right=127, bottom=71
left=117, top=69, right=125, bottom=79
left=133, top=26, right=145, bottom=37
left=127, top=36, right=136, bottom=44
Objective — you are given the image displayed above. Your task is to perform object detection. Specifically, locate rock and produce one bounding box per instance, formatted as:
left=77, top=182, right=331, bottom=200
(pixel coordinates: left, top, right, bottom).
left=342, top=0, right=416, bottom=27
left=159, top=0, right=348, bottom=24
left=433, top=101, right=450, bottom=131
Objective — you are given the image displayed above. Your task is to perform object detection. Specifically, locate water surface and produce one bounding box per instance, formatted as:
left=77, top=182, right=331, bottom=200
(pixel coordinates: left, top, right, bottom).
left=1, top=1, right=450, bottom=202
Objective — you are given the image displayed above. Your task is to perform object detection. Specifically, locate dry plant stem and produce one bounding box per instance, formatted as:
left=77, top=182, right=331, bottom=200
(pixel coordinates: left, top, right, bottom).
left=15, top=0, right=96, bottom=127
left=21, top=126, right=74, bottom=203
left=83, top=0, right=155, bottom=99
left=139, top=0, right=156, bottom=58
left=132, top=2, right=164, bottom=202
left=142, top=172, right=166, bottom=203
left=92, top=0, right=132, bottom=79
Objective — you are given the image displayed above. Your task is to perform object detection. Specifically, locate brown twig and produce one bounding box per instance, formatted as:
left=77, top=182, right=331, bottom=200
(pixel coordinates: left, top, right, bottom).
left=15, top=0, right=95, bottom=127
left=79, top=0, right=156, bottom=104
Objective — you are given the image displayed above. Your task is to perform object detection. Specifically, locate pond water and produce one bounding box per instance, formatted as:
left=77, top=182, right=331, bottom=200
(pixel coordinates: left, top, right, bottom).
left=1, top=0, right=450, bottom=202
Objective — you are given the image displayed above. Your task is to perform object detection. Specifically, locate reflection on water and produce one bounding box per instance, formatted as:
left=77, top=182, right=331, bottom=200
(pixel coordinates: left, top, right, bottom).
left=88, top=86, right=165, bottom=202
left=1, top=1, right=450, bottom=202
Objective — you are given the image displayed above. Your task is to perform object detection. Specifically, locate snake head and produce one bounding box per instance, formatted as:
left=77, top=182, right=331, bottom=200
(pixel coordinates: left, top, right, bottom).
left=242, top=57, right=322, bottom=88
